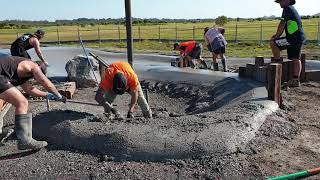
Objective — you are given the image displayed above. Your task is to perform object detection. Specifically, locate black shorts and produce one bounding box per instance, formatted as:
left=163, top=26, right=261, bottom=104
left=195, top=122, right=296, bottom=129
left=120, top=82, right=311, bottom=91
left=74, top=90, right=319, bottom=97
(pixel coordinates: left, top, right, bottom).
left=10, top=47, right=31, bottom=59
left=188, top=43, right=202, bottom=59
left=213, top=47, right=226, bottom=54
left=0, top=76, right=13, bottom=94
left=273, top=37, right=302, bottom=60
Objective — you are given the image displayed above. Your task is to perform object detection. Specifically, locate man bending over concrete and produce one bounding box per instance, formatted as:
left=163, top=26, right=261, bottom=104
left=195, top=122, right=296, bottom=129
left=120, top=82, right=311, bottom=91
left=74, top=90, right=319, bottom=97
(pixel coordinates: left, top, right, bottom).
left=11, top=29, right=49, bottom=66
left=0, top=56, right=65, bottom=150
left=270, top=0, right=305, bottom=87
left=204, top=27, right=228, bottom=72
left=173, top=41, right=206, bottom=68
left=95, top=62, right=152, bottom=119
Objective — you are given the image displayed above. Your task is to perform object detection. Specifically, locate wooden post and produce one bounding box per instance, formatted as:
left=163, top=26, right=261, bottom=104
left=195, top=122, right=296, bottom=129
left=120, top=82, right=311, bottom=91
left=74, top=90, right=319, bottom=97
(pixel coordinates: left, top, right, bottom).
left=192, top=26, right=195, bottom=40
left=267, top=63, right=282, bottom=105
left=317, top=22, right=320, bottom=46
left=77, top=26, right=80, bottom=41
left=138, top=26, right=141, bottom=42
left=235, top=23, right=238, bottom=43
left=175, top=24, right=178, bottom=42
left=238, top=67, right=247, bottom=78
left=118, top=26, right=121, bottom=43
left=98, top=26, right=101, bottom=44
left=158, top=25, right=161, bottom=42
left=300, top=53, right=306, bottom=82
left=246, top=63, right=256, bottom=78
left=56, top=25, right=60, bottom=45
left=16, top=32, right=19, bottom=38
left=255, top=56, right=264, bottom=67
left=259, top=24, right=263, bottom=45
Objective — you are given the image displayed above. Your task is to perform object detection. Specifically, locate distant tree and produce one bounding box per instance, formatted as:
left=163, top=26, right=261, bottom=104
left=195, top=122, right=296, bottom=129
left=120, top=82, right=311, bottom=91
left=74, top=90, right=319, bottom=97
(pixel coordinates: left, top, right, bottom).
left=215, top=16, right=228, bottom=26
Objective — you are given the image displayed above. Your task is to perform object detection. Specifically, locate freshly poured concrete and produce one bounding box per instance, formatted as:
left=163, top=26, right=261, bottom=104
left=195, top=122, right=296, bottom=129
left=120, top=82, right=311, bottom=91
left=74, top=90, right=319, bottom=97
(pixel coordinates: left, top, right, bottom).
left=1, top=47, right=280, bottom=161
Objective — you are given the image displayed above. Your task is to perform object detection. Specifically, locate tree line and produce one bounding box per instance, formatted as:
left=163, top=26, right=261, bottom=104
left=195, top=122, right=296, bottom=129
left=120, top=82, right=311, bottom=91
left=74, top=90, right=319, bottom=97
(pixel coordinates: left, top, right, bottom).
left=0, top=15, right=318, bottom=29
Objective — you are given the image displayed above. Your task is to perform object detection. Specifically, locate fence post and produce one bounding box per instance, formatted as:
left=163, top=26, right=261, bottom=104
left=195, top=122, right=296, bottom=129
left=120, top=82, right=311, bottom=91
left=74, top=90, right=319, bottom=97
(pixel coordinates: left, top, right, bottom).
left=260, top=24, right=263, bottom=45
left=16, top=32, right=19, bottom=39
left=193, top=26, right=195, bottom=40
left=118, top=25, right=121, bottom=43
left=175, top=24, right=178, bottom=42
left=56, top=25, right=60, bottom=46
left=235, top=23, right=238, bottom=43
left=158, top=25, right=161, bottom=42
left=138, top=26, right=141, bottom=42
left=77, top=26, right=80, bottom=41
left=317, top=21, right=320, bottom=46
left=98, top=25, right=101, bottom=44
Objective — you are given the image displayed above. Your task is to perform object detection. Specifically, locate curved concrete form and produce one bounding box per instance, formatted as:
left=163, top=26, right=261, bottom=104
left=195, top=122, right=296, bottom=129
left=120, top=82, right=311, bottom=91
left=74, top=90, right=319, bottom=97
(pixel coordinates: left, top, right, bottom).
left=1, top=47, right=281, bottom=161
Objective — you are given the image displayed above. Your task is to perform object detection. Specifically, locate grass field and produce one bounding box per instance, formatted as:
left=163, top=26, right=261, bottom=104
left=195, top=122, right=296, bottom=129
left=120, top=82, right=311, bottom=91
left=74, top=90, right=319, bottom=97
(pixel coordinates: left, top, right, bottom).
left=0, top=19, right=319, bottom=59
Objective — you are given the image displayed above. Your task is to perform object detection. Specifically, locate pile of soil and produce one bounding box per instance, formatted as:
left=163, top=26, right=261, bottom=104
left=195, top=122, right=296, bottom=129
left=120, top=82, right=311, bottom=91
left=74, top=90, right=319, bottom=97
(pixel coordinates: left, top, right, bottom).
left=0, top=80, right=319, bottom=179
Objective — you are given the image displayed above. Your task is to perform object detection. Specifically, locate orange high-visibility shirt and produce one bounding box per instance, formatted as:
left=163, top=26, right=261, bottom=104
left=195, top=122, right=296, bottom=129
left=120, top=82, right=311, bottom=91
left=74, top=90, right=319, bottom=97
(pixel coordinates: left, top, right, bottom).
left=179, top=41, right=196, bottom=55
left=99, top=62, right=139, bottom=92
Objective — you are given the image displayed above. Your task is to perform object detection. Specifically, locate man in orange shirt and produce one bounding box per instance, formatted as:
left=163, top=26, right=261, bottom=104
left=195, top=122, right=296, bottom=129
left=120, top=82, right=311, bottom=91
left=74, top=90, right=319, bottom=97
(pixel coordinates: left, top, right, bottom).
left=173, top=41, right=205, bottom=68
left=95, top=61, right=152, bottom=119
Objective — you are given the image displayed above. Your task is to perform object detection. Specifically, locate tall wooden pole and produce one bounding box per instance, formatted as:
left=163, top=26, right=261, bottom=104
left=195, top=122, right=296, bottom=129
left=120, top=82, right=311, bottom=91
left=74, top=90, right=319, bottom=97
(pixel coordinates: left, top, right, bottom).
left=125, top=0, right=133, bottom=66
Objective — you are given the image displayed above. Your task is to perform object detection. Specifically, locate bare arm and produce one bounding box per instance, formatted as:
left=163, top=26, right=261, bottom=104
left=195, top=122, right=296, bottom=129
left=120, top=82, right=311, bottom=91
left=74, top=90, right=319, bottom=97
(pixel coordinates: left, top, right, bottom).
left=20, top=82, right=47, bottom=97
left=272, top=20, right=286, bottom=39
left=30, top=38, right=46, bottom=64
left=32, top=65, right=60, bottom=97
left=129, top=88, right=138, bottom=113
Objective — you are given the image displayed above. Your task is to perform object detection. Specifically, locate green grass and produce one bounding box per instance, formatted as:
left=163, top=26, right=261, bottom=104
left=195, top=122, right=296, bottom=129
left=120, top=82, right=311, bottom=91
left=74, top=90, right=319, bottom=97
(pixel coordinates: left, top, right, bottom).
left=64, top=40, right=320, bottom=60
left=0, top=19, right=319, bottom=43
left=1, top=19, right=319, bottom=59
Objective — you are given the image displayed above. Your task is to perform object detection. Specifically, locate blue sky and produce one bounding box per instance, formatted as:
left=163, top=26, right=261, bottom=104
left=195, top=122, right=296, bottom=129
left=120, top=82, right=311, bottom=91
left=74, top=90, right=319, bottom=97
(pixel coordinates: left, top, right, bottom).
left=0, top=0, right=319, bottom=21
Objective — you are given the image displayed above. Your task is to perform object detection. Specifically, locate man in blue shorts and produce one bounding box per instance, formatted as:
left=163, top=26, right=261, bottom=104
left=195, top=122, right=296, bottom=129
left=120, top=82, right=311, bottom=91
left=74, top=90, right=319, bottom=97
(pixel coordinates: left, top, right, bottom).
left=270, top=0, right=305, bottom=87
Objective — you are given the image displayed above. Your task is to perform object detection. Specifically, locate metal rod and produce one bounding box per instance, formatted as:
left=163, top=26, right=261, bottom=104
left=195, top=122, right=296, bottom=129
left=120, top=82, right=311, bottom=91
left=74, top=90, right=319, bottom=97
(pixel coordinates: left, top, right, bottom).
left=125, top=0, right=133, bottom=66
left=79, top=38, right=99, bottom=86
left=46, top=98, right=50, bottom=111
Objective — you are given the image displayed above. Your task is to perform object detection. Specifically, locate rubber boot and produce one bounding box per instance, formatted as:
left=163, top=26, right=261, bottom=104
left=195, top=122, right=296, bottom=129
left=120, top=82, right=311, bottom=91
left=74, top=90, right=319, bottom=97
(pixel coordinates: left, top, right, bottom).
left=213, top=63, right=219, bottom=71
left=15, top=113, right=48, bottom=150
left=142, top=109, right=153, bottom=119
left=221, top=57, right=227, bottom=72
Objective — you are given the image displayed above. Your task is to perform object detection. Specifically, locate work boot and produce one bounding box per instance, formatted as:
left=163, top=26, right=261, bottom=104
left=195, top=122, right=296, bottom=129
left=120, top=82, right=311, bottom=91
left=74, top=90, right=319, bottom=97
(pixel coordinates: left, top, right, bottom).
left=142, top=109, right=153, bottom=119
left=15, top=113, right=48, bottom=150
left=213, top=63, right=219, bottom=71
left=287, top=78, right=300, bottom=87
left=221, top=59, right=227, bottom=72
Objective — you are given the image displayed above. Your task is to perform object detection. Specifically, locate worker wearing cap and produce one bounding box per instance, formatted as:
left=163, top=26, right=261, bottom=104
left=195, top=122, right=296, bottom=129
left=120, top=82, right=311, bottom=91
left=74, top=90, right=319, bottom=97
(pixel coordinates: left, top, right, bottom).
left=0, top=56, right=65, bottom=150
left=11, top=29, right=49, bottom=66
left=173, top=41, right=205, bottom=68
left=95, top=61, right=152, bottom=119
left=270, top=0, right=305, bottom=87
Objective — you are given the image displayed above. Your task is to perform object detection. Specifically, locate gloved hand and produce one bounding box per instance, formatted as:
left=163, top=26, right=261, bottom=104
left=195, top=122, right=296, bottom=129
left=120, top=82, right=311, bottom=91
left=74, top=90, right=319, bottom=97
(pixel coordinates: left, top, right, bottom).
left=111, top=108, right=124, bottom=120
left=127, top=111, right=134, bottom=118
left=47, top=92, right=66, bottom=103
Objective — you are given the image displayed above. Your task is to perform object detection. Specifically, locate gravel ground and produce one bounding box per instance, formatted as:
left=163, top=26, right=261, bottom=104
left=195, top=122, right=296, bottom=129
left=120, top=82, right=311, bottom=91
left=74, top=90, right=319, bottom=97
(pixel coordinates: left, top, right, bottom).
left=0, top=79, right=319, bottom=180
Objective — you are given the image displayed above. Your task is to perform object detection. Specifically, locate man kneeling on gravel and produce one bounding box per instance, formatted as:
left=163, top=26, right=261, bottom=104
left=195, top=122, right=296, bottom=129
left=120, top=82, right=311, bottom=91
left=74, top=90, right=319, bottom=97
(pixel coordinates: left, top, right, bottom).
left=0, top=56, right=65, bottom=150
left=95, top=61, right=152, bottom=119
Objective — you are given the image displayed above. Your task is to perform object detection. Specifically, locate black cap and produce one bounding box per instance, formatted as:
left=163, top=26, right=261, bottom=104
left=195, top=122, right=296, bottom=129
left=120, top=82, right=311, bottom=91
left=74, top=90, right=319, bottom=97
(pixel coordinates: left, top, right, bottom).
left=113, top=72, right=127, bottom=95
left=35, top=29, right=45, bottom=37
left=275, top=0, right=295, bottom=5
left=173, top=43, right=179, bottom=50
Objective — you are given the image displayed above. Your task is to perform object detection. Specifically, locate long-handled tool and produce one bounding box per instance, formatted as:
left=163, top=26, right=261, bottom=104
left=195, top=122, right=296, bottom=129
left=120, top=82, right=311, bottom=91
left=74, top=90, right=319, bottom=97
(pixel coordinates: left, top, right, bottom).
left=267, top=167, right=320, bottom=180
left=79, top=38, right=99, bottom=86
left=89, top=52, right=109, bottom=68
